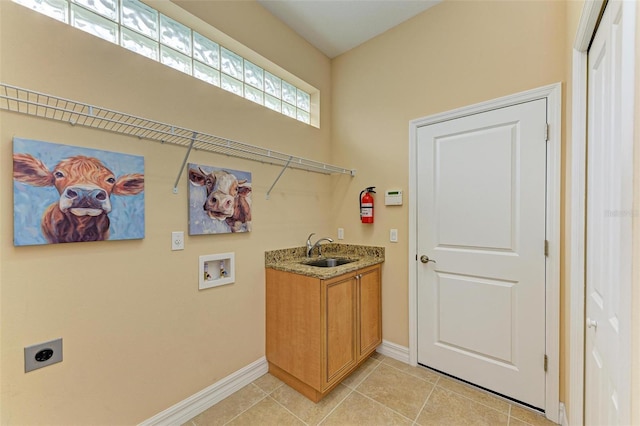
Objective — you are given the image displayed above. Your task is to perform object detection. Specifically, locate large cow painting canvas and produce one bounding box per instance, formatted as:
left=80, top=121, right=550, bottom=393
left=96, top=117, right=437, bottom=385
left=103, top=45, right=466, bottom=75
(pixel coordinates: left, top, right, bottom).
left=12, top=138, right=145, bottom=246
left=188, top=163, right=252, bottom=235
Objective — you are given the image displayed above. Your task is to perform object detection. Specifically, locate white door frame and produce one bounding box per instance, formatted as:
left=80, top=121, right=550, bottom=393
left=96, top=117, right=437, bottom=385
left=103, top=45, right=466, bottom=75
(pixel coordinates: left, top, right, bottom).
left=408, top=83, right=561, bottom=423
left=569, top=1, right=637, bottom=425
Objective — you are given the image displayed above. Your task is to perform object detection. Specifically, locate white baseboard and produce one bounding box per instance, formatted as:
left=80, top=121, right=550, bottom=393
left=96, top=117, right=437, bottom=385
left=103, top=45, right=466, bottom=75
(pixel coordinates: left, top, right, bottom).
left=139, top=356, right=268, bottom=426
left=558, top=402, right=569, bottom=426
left=139, top=342, right=408, bottom=426
left=376, top=340, right=410, bottom=364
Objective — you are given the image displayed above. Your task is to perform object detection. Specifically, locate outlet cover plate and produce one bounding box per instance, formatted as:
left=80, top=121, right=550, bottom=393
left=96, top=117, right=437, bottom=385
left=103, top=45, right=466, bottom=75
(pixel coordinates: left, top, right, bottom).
left=25, top=338, right=63, bottom=373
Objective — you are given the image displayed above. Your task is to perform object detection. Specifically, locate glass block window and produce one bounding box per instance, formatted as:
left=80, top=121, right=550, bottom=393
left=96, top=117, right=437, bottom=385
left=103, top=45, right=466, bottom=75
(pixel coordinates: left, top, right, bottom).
left=282, top=102, right=296, bottom=119
left=14, top=0, right=69, bottom=23
left=193, top=61, right=220, bottom=86
left=70, top=3, right=118, bottom=43
left=13, top=0, right=316, bottom=126
left=121, top=27, right=158, bottom=60
left=220, top=47, right=243, bottom=80
left=159, top=14, right=190, bottom=55
left=281, top=80, right=297, bottom=106
left=160, top=45, right=191, bottom=75
left=265, top=72, right=281, bottom=98
left=265, top=94, right=281, bottom=113
left=72, top=0, right=117, bottom=21
left=244, top=61, right=263, bottom=90
left=121, top=0, right=157, bottom=40
left=193, top=32, right=219, bottom=69
left=245, top=85, right=264, bottom=105
left=221, top=74, right=243, bottom=97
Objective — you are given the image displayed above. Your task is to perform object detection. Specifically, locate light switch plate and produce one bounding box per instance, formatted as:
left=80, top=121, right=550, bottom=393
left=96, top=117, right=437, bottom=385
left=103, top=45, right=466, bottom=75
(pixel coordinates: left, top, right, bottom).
left=337, top=228, right=344, bottom=240
left=390, top=229, right=398, bottom=243
left=172, top=231, right=184, bottom=250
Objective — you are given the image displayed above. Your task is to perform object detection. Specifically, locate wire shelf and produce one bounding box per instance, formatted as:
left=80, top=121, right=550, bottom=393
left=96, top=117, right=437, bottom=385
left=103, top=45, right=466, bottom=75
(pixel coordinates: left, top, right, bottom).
left=0, top=83, right=356, bottom=177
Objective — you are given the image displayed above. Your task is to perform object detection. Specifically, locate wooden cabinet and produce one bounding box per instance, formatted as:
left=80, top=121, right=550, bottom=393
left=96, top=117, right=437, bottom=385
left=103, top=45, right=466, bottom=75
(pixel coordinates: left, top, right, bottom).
left=266, top=264, right=382, bottom=402
left=357, top=266, right=382, bottom=360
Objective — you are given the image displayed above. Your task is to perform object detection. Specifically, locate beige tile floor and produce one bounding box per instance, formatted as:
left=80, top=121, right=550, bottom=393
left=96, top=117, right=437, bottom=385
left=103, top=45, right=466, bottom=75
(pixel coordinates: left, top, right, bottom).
left=184, top=353, right=557, bottom=426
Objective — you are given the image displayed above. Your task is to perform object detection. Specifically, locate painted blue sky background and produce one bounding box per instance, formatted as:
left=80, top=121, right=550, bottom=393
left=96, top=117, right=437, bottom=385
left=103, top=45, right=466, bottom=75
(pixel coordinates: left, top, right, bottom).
left=13, top=138, right=145, bottom=246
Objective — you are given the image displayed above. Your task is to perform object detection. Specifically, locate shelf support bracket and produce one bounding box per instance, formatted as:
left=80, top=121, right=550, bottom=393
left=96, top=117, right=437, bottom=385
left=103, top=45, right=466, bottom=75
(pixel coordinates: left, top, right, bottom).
left=266, top=156, right=293, bottom=200
left=173, top=131, right=197, bottom=194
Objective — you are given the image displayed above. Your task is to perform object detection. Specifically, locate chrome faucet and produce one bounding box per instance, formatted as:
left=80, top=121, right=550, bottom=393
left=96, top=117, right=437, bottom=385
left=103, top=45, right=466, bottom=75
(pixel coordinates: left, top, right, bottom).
left=306, top=233, right=334, bottom=257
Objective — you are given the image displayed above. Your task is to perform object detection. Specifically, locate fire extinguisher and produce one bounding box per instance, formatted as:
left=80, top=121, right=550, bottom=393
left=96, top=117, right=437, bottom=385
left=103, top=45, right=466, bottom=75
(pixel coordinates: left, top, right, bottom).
left=360, top=187, right=376, bottom=224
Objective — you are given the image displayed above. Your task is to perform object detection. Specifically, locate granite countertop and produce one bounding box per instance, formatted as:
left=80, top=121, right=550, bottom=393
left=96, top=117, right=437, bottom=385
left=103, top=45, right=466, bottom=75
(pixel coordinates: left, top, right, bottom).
left=265, top=243, right=385, bottom=279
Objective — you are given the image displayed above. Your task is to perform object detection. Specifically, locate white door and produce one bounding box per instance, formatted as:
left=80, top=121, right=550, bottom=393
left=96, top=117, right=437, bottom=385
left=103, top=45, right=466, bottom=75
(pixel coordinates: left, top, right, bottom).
left=416, top=99, right=547, bottom=409
left=585, top=1, right=633, bottom=423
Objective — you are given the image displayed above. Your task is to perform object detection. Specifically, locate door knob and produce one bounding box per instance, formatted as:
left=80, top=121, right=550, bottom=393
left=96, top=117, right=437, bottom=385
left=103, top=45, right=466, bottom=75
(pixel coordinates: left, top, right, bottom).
left=586, top=318, right=598, bottom=329
left=420, top=255, right=436, bottom=264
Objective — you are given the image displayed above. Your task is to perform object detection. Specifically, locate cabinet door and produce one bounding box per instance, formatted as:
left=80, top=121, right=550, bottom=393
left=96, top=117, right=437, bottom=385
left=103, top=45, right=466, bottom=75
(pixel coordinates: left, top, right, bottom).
left=266, top=269, right=323, bottom=390
left=358, top=265, right=382, bottom=360
left=323, top=274, right=357, bottom=387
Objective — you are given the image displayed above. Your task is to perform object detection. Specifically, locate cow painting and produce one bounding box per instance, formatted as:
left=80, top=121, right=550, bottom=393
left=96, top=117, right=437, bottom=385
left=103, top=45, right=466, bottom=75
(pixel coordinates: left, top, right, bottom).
left=187, top=163, right=252, bottom=235
left=12, top=138, right=145, bottom=246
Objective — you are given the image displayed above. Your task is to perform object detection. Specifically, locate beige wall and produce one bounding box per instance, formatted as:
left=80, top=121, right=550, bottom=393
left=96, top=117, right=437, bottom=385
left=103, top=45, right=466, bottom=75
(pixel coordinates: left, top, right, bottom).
left=330, top=0, right=572, bottom=412
left=0, top=1, right=333, bottom=424
left=3, top=0, right=637, bottom=424
left=330, top=1, right=640, bottom=423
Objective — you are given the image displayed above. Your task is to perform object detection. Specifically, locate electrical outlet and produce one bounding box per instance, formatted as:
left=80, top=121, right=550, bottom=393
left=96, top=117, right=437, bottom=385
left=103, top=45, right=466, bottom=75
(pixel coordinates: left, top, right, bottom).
left=25, top=338, right=63, bottom=373
left=337, top=228, right=344, bottom=240
left=172, top=231, right=184, bottom=250
left=390, top=229, right=398, bottom=243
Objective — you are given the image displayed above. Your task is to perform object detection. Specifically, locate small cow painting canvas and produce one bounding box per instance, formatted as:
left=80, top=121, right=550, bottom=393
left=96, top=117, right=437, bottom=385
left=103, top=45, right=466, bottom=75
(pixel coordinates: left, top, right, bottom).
left=12, top=138, right=145, bottom=246
left=188, top=163, right=252, bottom=235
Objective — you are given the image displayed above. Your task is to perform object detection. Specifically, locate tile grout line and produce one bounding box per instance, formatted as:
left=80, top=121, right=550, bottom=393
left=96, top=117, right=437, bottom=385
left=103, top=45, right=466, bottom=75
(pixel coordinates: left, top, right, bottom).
left=428, top=368, right=544, bottom=420
left=315, top=387, right=355, bottom=425
left=359, top=357, right=443, bottom=424
left=411, top=375, right=439, bottom=425
left=351, top=388, right=416, bottom=424
left=375, top=358, right=444, bottom=422
left=213, top=363, right=509, bottom=426
left=223, top=359, right=385, bottom=426
left=194, top=360, right=545, bottom=426
left=221, top=383, right=272, bottom=426
left=267, top=394, right=313, bottom=426
left=434, top=379, right=512, bottom=416
left=346, top=356, right=383, bottom=389
left=315, top=357, right=383, bottom=425
left=347, top=356, right=429, bottom=423
left=380, top=359, right=443, bottom=386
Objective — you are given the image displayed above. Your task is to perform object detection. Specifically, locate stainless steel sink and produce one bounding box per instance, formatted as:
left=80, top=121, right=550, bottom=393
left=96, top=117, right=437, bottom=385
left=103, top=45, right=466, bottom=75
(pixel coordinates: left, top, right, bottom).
left=302, top=258, right=356, bottom=268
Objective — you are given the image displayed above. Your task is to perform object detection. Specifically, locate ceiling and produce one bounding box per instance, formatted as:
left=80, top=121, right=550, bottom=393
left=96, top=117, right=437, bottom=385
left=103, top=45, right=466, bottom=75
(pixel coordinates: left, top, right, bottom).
left=257, top=0, right=441, bottom=58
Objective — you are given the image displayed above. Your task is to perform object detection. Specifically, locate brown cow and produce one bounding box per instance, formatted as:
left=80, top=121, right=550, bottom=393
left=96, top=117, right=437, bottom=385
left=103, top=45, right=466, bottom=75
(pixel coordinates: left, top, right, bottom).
left=225, top=185, right=252, bottom=232
left=13, top=153, right=144, bottom=244
left=188, top=168, right=251, bottom=232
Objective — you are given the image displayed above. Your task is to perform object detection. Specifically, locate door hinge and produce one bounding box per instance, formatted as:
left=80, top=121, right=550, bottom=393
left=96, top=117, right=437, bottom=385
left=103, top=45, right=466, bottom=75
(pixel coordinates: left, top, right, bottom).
left=544, top=240, right=549, bottom=257
left=544, top=354, right=548, bottom=372
left=545, top=123, right=550, bottom=142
